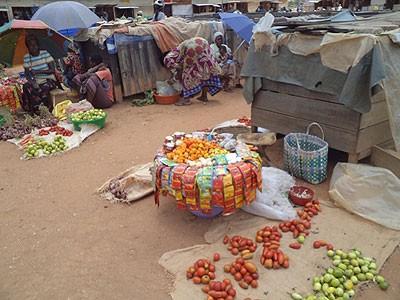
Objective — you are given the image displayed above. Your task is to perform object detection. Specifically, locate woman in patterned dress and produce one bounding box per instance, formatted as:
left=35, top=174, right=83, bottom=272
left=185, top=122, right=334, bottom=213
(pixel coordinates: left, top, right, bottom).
left=163, top=37, right=222, bottom=106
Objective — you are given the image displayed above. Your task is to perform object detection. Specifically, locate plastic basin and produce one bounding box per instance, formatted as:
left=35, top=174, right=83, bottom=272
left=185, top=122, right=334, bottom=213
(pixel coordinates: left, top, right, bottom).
left=289, top=186, right=314, bottom=206
left=154, top=93, right=180, bottom=105
left=71, top=113, right=107, bottom=131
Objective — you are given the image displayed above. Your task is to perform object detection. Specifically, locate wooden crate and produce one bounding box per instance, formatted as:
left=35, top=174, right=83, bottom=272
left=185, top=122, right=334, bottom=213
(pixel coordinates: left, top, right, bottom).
left=251, top=79, right=391, bottom=162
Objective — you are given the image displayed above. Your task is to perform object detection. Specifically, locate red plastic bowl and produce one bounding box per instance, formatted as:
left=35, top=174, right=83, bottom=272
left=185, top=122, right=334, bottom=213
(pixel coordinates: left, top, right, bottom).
left=154, top=93, right=180, bottom=105
left=289, top=186, right=314, bottom=206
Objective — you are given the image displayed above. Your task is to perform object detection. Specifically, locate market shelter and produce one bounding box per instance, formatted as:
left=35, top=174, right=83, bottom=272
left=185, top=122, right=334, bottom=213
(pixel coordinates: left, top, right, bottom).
left=80, top=17, right=224, bottom=100
left=242, top=12, right=400, bottom=162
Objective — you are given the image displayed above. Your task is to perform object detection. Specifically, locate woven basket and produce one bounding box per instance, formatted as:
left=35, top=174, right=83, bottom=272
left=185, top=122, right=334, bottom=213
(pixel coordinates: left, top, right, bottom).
left=283, top=122, right=328, bottom=184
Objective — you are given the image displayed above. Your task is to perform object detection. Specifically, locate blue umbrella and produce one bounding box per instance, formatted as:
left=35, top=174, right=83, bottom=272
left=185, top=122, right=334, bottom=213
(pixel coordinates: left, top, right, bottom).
left=32, top=1, right=100, bottom=32
left=218, top=13, right=255, bottom=43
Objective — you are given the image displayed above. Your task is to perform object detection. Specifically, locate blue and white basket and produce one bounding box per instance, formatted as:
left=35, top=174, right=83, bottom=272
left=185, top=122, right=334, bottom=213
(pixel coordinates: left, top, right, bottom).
left=283, top=123, right=328, bottom=184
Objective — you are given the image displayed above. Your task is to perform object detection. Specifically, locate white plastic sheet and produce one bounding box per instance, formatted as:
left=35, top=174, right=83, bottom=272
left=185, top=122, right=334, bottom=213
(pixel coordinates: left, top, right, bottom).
left=329, top=163, right=400, bottom=230
left=241, top=167, right=297, bottom=220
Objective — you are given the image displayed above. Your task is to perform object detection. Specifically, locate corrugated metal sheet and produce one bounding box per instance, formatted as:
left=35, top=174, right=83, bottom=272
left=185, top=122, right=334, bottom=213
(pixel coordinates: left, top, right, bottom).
left=114, top=34, right=170, bottom=97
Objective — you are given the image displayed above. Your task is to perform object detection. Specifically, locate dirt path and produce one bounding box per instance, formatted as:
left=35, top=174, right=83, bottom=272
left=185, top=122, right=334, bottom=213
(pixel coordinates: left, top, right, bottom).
left=0, top=91, right=398, bottom=299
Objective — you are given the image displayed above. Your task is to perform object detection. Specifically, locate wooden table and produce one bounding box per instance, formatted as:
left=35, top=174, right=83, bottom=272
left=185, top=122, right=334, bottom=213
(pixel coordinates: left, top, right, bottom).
left=251, top=79, right=391, bottom=163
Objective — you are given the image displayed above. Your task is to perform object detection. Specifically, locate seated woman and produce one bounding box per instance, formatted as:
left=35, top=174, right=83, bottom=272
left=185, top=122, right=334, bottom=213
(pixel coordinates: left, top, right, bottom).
left=163, top=37, right=222, bottom=106
left=72, top=54, right=114, bottom=109
left=22, top=34, right=58, bottom=113
left=210, top=32, right=236, bottom=91
left=63, top=43, right=83, bottom=88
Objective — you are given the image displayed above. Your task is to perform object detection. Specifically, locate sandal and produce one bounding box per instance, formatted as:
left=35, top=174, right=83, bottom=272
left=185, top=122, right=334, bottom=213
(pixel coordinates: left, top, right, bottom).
left=175, top=99, right=191, bottom=106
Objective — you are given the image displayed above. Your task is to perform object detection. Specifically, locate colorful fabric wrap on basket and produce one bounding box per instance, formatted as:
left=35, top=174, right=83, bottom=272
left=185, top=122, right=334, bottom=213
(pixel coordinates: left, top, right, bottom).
left=154, top=152, right=262, bottom=215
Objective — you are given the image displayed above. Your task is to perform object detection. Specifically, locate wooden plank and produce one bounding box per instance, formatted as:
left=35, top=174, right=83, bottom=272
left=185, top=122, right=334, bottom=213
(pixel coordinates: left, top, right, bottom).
left=355, top=139, right=393, bottom=161
left=251, top=107, right=357, bottom=153
left=356, top=121, right=392, bottom=153
left=261, top=79, right=339, bottom=103
left=108, top=54, right=123, bottom=102
left=360, top=100, right=389, bottom=129
left=253, top=90, right=360, bottom=132
left=371, top=146, right=400, bottom=177
left=371, top=90, right=386, bottom=104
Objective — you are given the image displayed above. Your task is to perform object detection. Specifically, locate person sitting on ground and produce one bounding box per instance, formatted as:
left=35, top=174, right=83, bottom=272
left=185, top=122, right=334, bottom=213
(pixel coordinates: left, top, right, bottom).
left=63, top=43, right=83, bottom=88
left=163, top=37, right=222, bottom=106
left=22, top=34, right=58, bottom=113
left=72, top=54, right=115, bottom=109
left=152, top=0, right=166, bottom=21
left=210, top=32, right=236, bottom=91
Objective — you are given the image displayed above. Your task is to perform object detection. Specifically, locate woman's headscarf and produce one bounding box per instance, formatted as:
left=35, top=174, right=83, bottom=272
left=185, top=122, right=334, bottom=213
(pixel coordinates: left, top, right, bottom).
left=214, top=32, right=224, bottom=43
left=164, top=37, right=221, bottom=90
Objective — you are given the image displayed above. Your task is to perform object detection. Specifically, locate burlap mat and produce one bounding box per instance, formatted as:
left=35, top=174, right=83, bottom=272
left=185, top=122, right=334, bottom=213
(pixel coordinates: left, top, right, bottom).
left=159, top=201, right=400, bottom=300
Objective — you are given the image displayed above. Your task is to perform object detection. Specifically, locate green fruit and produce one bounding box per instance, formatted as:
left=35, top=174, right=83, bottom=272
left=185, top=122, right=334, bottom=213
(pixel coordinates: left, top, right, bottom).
left=358, top=258, right=366, bottom=266
left=324, top=274, right=333, bottom=283
left=344, top=280, right=353, bottom=290
left=350, top=276, right=359, bottom=285
left=344, top=269, right=353, bottom=277
left=353, top=267, right=361, bottom=274
left=314, top=282, right=322, bottom=291
left=306, top=295, right=316, bottom=300
left=333, top=260, right=341, bottom=266
left=322, top=283, right=329, bottom=292
left=327, top=287, right=336, bottom=294
left=297, top=235, right=305, bottom=244
left=333, top=268, right=343, bottom=278
left=339, top=263, right=347, bottom=271
left=350, top=259, right=359, bottom=267
left=313, top=277, right=321, bottom=284
left=291, top=292, right=303, bottom=300
left=327, top=250, right=335, bottom=257
left=361, top=265, right=369, bottom=273
left=379, top=281, right=389, bottom=290
left=342, top=293, right=350, bottom=300
left=335, top=287, right=344, bottom=297
left=366, top=272, right=374, bottom=280
left=331, top=278, right=340, bottom=288
left=375, top=275, right=385, bottom=284
left=369, top=262, right=377, bottom=270
left=348, top=252, right=357, bottom=259
left=333, top=255, right=341, bottom=261
left=341, top=253, right=348, bottom=259
left=336, top=250, right=344, bottom=256
left=342, top=259, right=350, bottom=265
left=327, top=268, right=334, bottom=274
left=357, top=273, right=366, bottom=281
left=348, top=290, right=355, bottom=297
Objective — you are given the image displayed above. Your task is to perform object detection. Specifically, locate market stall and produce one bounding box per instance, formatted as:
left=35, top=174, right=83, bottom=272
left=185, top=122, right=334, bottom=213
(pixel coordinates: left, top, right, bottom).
left=78, top=17, right=224, bottom=98
left=154, top=130, right=263, bottom=217
left=242, top=12, right=400, bottom=162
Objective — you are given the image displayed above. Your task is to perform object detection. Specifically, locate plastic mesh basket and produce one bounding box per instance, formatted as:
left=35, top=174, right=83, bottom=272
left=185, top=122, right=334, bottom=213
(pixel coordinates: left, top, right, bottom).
left=283, top=123, right=328, bottom=184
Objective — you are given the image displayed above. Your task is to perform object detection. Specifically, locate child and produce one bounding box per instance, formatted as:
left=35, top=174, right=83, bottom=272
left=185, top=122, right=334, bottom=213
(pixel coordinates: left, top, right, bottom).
left=218, top=45, right=234, bottom=91
left=63, top=44, right=83, bottom=88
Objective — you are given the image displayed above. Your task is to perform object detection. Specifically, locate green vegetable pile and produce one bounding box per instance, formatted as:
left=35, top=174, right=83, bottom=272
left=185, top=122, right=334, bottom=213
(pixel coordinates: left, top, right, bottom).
left=70, top=109, right=106, bottom=122
left=24, top=135, right=68, bottom=158
left=291, top=249, right=389, bottom=300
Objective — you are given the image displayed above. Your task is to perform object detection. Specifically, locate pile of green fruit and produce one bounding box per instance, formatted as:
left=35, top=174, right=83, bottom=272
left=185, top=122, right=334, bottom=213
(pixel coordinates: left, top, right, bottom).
left=291, top=249, right=389, bottom=300
left=24, top=135, right=68, bottom=158
left=70, top=109, right=106, bottom=122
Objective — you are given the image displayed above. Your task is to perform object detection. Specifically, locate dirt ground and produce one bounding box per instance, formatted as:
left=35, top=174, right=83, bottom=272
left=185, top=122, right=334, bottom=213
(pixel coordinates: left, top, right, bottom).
left=0, top=91, right=398, bottom=300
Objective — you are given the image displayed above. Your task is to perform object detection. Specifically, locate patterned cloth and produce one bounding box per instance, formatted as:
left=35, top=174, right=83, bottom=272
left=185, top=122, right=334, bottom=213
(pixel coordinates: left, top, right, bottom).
left=182, top=75, right=222, bottom=98
left=64, top=52, right=83, bottom=75
left=0, top=84, right=21, bottom=112
left=164, top=37, right=222, bottom=97
left=21, top=79, right=57, bottom=113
